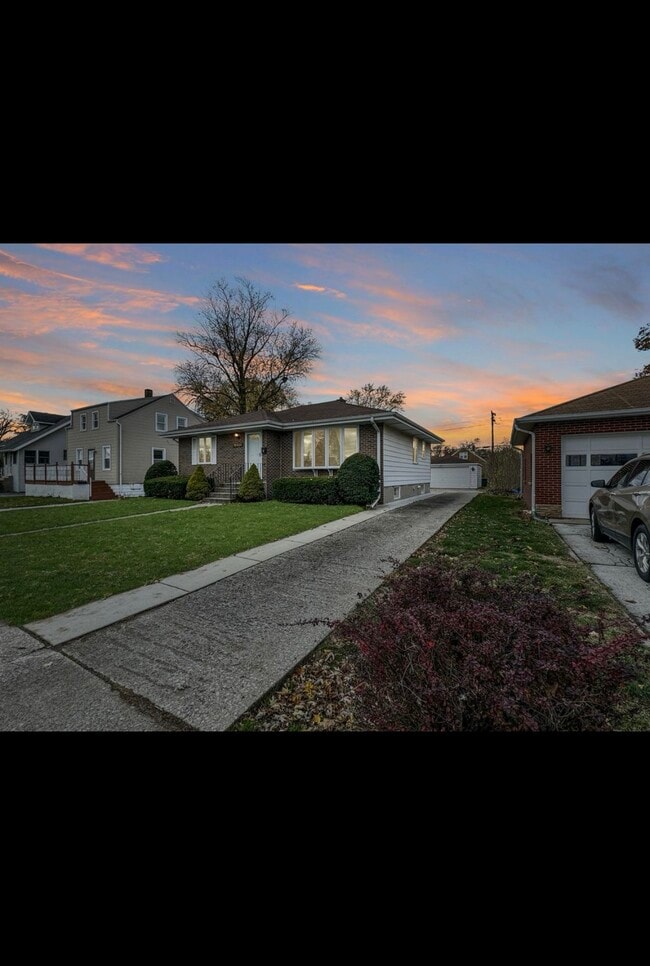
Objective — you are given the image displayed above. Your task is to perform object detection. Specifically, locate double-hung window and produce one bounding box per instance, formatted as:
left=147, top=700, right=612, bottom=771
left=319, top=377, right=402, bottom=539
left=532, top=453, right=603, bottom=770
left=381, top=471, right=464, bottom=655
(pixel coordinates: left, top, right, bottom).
left=155, top=412, right=168, bottom=432
left=192, top=436, right=216, bottom=464
left=412, top=437, right=418, bottom=463
left=102, top=445, right=111, bottom=470
left=293, top=426, right=358, bottom=469
left=80, top=414, right=87, bottom=431
left=177, top=416, right=188, bottom=429
left=91, top=411, right=99, bottom=429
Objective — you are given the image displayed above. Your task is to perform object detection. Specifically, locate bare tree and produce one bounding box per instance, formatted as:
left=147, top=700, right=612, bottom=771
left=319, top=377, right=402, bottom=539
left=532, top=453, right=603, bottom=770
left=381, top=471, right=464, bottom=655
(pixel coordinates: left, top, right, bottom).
left=175, top=278, right=321, bottom=417
left=346, top=383, right=406, bottom=411
left=0, top=409, right=21, bottom=442
left=634, top=324, right=650, bottom=377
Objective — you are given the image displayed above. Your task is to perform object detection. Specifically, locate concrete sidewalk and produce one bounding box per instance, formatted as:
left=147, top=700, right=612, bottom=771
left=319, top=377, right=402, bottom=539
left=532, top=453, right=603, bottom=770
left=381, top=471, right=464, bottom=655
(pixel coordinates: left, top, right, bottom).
left=1, top=489, right=477, bottom=731
left=552, top=521, right=650, bottom=631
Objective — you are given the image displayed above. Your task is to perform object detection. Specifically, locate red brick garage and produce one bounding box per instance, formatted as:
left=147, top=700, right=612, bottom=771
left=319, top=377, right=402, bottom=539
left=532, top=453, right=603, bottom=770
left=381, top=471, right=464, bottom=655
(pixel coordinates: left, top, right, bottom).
left=511, top=376, right=650, bottom=519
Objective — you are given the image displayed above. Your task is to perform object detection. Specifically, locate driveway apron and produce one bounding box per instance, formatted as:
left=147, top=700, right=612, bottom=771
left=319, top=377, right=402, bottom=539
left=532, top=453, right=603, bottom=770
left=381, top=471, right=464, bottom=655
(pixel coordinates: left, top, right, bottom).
left=552, top=521, right=650, bottom=631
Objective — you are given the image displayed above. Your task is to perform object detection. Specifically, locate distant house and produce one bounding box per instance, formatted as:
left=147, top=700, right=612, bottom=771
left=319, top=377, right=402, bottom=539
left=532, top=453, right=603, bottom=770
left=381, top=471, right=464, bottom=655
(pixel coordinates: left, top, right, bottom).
left=67, top=389, right=203, bottom=497
left=164, top=398, right=443, bottom=504
left=0, top=411, right=70, bottom=492
left=430, top=448, right=486, bottom=489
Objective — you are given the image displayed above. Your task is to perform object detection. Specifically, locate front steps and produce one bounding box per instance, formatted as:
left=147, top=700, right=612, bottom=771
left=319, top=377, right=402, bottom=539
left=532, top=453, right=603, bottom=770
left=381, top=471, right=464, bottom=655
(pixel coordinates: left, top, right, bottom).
left=204, top=484, right=236, bottom=504
left=91, top=481, right=117, bottom=501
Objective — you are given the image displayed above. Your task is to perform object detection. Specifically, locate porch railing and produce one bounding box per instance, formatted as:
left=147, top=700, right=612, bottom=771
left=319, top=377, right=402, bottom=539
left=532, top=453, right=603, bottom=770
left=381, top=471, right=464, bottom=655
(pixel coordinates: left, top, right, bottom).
left=207, top=461, right=262, bottom=500
left=25, top=463, right=90, bottom=485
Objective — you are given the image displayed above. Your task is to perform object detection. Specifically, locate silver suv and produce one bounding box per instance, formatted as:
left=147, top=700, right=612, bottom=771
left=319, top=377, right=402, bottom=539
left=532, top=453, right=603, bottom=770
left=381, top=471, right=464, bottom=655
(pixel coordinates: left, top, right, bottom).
left=589, top=453, right=650, bottom=581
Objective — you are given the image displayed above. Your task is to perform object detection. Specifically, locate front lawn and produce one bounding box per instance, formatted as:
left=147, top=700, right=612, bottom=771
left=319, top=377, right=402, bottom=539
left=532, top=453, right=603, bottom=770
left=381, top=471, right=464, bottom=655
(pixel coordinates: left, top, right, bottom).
left=0, top=497, right=194, bottom=535
left=233, top=494, right=650, bottom=731
left=1, top=501, right=361, bottom=625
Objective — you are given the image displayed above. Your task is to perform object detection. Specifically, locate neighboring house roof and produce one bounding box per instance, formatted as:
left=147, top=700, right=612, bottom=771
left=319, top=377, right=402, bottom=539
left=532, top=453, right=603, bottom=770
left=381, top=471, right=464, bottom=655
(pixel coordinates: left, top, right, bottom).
left=70, top=393, right=203, bottom=422
left=511, top=375, right=650, bottom=445
left=28, top=411, right=67, bottom=425
left=0, top=417, right=70, bottom=453
left=431, top=449, right=487, bottom=465
left=163, top=399, right=443, bottom=443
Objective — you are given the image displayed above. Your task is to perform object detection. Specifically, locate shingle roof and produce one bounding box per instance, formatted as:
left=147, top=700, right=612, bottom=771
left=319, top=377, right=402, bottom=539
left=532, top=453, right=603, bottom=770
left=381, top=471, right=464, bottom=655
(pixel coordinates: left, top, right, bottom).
left=194, top=400, right=390, bottom=432
left=29, top=411, right=67, bottom=424
left=519, top=375, right=650, bottom=419
left=107, top=395, right=167, bottom=418
left=0, top=417, right=69, bottom=452
left=431, top=450, right=486, bottom=465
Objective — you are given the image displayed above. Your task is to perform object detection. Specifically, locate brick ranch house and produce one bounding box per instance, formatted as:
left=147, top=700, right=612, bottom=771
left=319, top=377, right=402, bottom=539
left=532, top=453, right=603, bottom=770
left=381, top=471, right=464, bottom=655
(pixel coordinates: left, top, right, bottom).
left=164, top=399, right=443, bottom=504
left=511, top=375, right=650, bottom=519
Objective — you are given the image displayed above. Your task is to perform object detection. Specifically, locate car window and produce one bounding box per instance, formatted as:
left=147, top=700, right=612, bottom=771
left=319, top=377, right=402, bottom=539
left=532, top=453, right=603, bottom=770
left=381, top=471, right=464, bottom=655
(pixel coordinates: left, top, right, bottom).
left=609, top=462, right=639, bottom=488
left=626, top=459, right=650, bottom=487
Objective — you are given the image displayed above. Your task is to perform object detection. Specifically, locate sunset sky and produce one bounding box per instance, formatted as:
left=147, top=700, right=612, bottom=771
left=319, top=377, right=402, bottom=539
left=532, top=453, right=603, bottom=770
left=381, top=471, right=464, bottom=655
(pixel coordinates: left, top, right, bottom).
left=1, top=242, right=648, bottom=447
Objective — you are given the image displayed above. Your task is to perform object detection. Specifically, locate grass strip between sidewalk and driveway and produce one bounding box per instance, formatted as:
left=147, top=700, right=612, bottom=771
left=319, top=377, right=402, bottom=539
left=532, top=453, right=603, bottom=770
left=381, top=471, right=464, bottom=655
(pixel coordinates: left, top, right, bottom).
left=0, top=497, right=195, bottom=535
left=232, top=494, right=650, bottom=731
left=1, top=500, right=361, bottom=626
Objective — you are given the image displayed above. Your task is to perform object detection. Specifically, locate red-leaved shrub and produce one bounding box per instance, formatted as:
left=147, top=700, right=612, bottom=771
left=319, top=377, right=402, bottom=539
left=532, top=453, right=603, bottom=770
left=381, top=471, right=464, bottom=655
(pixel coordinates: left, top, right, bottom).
left=339, top=563, right=638, bottom=731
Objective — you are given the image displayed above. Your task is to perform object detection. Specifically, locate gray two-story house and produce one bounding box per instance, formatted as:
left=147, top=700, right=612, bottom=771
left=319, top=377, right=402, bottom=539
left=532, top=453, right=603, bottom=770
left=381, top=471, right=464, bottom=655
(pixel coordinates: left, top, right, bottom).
left=67, top=389, right=203, bottom=497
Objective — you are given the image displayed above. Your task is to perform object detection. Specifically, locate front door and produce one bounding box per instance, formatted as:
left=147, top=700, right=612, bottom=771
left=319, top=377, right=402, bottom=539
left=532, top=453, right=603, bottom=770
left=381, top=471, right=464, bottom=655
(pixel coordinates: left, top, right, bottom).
left=246, top=432, right=263, bottom=476
left=88, top=448, right=96, bottom=480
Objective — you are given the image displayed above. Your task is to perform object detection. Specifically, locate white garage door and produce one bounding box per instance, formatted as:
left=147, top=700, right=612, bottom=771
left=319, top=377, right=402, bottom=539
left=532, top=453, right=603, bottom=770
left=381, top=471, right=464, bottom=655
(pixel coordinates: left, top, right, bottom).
left=431, top=464, right=482, bottom=489
left=561, top=433, right=650, bottom=518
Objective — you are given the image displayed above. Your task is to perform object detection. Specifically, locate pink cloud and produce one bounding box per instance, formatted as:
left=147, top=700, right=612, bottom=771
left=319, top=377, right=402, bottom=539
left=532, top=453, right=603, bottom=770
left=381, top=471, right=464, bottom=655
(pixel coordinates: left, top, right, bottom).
left=37, top=243, right=166, bottom=272
left=293, top=282, right=347, bottom=299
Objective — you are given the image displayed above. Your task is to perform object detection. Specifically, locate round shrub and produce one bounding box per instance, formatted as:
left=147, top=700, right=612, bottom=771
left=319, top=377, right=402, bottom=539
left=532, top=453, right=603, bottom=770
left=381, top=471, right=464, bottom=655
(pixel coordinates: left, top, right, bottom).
left=336, top=453, right=380, bottom=506
left=144, top=459, right=178, bottom=480
left=238, top=463, right=265, bottom=502
left=186, top=465, right=210, bottom=500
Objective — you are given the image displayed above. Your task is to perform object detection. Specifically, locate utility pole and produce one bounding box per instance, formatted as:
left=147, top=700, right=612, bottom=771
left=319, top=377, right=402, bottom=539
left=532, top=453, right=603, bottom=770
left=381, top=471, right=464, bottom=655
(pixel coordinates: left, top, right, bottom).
left=490, top=411, right=496, bottom=453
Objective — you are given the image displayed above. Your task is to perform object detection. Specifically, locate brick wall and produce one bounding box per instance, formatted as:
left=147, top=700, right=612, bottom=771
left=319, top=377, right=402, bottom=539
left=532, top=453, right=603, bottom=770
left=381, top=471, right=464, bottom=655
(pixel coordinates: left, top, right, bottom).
left=533, top=415, right=650, bottom=508
left=178, top=438, right=193, bottom=476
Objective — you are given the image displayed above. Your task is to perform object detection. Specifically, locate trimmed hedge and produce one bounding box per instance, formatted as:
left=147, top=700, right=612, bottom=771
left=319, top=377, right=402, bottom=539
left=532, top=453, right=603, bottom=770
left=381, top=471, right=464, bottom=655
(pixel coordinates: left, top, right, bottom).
left=143, top=475, right=189, bottom=499
left=186, top=464, right=210, bottom=500
left=336, top=453, right=380, bottom=506
left=144, top=459, right=178, bottom=480
left=272, top=476, right=341, bottom=505
left=238, top=463, right=265, bottom=502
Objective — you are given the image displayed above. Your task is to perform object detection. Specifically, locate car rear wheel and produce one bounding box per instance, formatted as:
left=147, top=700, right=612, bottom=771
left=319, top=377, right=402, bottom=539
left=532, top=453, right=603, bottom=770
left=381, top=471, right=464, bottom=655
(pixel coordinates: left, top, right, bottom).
left=633, top=525, right=650, bottom=582
left=590, top=506, right=608, bottom=542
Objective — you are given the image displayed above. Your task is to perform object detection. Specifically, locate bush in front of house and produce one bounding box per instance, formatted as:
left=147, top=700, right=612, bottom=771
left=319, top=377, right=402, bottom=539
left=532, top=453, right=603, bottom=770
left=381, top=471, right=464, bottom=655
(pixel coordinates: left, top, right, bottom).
left=186, top=465, right=210, bottom=500
left=143, top=475, right=189, bottom=499
left=272, top=476, right=342, bottom=505
left=144, top=459, right=178, bottom=480
left=339, top=561, right=637, bottom=732
left=336, top=453, right=380, bottom=506
left=238, top=463, right=265, bottom=502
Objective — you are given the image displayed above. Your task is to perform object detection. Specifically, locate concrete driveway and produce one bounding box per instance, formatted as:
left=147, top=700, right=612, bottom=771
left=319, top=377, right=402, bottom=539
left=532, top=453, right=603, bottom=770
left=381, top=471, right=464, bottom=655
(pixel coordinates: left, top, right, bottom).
left=552, top=521, right=650, bottom=631
left=1, top=489, right=477, bottom=731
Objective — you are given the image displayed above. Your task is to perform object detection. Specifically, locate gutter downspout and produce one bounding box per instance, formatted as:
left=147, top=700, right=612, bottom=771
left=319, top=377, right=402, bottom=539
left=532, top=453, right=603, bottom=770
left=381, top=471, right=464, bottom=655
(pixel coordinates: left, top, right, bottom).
left=513, top=421, right=546, bottom=522
left=115, top=418, right=123, bottom=495
left=369, top=416, right=382, bottom=508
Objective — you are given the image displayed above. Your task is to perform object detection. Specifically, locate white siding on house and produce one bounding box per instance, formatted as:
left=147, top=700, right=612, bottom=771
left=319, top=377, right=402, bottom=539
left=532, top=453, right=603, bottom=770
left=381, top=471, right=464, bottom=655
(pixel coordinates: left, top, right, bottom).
left=383, top=425, right=431, bottom=486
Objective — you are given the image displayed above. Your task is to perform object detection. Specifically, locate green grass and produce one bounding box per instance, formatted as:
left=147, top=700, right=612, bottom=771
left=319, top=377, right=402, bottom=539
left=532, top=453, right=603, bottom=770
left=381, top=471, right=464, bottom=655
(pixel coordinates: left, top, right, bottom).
left=419, top=493, right=616, bottom=617
left=0, top=498, right=193, bottom=535
left=0, top=496, right=76, bottom=509
left=0, top=500, right=361, bottom=625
